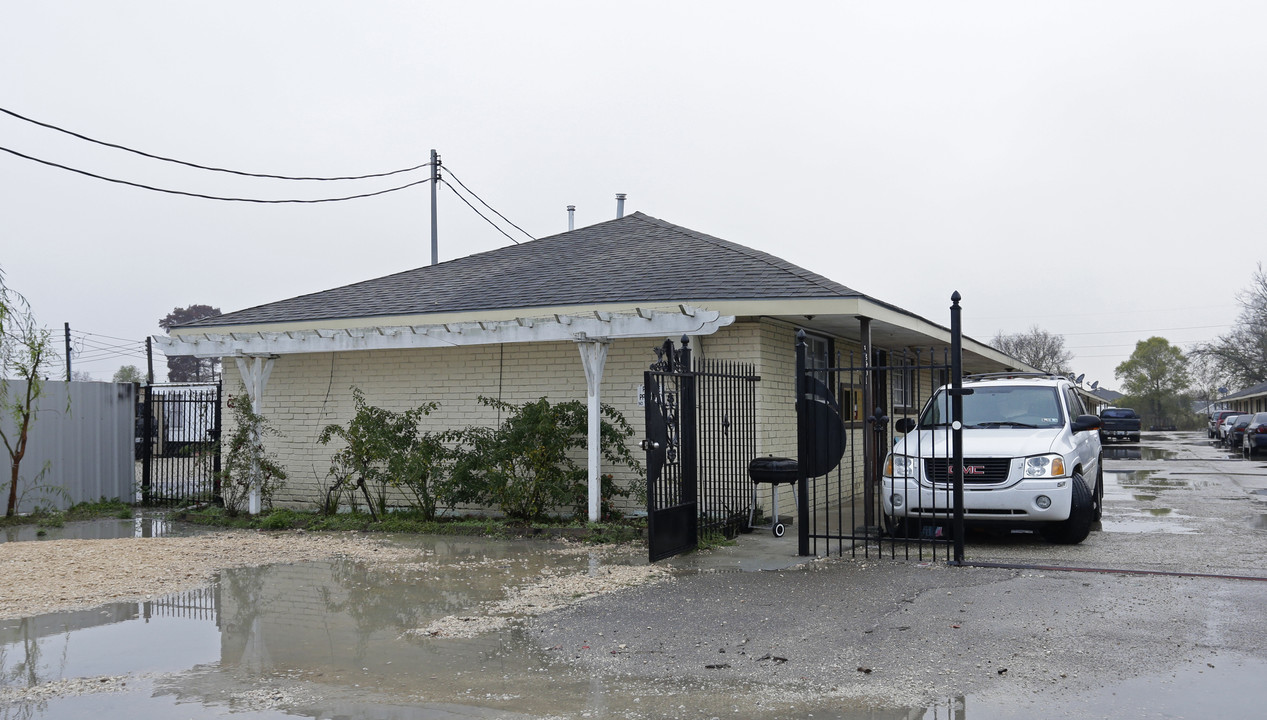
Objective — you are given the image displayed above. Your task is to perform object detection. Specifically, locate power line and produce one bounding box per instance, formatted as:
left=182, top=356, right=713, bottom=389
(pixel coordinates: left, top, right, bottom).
left=441, top=178, right=521, bottom=246
left=441, top=166, right=536, bottom=241
left=0, top=106, right=431, bottom=181
left=73, top=329, right=149, bottom=344
left=1059, top=323, right=1232, bottom=337
left=0, top=144, right=433, bottom=203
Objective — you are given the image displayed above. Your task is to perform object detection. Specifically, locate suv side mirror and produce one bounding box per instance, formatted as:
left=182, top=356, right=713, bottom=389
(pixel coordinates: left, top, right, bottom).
left=1071, top=414, right=1102, bottom=433
left=894, top=417, right=917, bottom=434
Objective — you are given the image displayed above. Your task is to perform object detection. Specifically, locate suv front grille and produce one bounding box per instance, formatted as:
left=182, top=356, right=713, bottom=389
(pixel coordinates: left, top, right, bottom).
left=924, top=458, right=1011, bottom=484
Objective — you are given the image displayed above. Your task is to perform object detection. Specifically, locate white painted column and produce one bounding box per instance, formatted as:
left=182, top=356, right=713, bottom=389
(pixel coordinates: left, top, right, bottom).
left=233, top=355, right=276, bottom=515
left=575, top=338, right=611, bottom=523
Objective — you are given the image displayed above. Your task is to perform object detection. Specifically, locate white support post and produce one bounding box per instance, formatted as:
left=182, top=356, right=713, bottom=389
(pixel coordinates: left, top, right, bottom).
left=575, top=338, right=611, bottom=523
left=233, top=355, right=276, bottom=515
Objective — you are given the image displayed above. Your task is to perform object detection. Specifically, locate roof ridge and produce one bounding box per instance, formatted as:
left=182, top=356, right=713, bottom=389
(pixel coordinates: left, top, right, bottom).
left=626, top=213, right=855, bottom=296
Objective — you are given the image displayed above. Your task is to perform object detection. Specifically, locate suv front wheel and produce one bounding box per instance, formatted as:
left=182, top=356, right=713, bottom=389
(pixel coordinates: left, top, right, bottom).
left=1041, top=473, right=1095, bottom=545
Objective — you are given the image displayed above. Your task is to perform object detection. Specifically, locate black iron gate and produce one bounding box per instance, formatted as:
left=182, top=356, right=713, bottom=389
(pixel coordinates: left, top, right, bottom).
left=139, top=383, right=222, bottom=506
left=795, top=295, right=967, bottom=562
left=643, top=337, right=759, bottom=562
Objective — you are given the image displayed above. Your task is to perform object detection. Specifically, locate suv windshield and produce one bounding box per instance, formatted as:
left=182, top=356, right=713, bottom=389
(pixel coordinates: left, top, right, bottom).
left=920, top=385, right=1065, bottom=429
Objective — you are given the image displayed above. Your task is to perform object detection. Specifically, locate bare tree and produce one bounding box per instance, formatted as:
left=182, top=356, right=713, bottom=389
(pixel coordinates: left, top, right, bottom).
left=1192, top=263, right=1267, bottom=389
left=0, top=267, right=54, bottom=517
left=990, top=325, right=1074, bottom=374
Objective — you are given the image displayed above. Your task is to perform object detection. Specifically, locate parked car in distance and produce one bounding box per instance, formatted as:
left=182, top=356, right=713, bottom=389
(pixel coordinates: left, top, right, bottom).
left=1210, top=410, right=1240, bottom=438
left=1243, top=412, right=1267, bottom=457
left=1219, top=414, right=1245, bottom=444
left=1227, top=415, right=1253, bottom=450
left=1099, top=407, right=1141, bottom=443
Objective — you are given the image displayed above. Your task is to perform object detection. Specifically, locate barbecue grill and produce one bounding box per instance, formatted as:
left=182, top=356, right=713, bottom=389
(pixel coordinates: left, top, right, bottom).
left=747, top=456, right=798, bottom=537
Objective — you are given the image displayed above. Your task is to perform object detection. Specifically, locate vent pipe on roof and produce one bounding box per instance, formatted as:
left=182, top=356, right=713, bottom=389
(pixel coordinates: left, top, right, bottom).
left=616, top=193, right=626, bottom=219
left=567, top=205, right=575, bottom=231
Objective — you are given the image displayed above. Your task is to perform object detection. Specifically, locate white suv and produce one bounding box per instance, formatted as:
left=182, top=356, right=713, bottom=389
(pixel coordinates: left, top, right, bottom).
left=882, top=373, right=1104, bottom=544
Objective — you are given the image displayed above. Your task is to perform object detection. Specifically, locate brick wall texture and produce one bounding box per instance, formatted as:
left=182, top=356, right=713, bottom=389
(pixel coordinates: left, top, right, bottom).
left=221, top=319, right=914, bottom=518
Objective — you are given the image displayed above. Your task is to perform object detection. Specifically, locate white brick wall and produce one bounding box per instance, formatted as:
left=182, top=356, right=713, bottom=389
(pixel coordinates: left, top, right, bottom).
left=220, top=319, right=889, bottom=518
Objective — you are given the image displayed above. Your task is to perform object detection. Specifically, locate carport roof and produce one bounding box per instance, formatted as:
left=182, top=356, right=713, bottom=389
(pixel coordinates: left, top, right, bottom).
left=182, top=212, right=863, bottom=329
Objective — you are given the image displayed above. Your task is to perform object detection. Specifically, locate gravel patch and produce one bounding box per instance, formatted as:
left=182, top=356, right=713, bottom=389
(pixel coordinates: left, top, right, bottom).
left=0, top=529, right=417, bottom=620
left=409, top=561, right=670, bottom=638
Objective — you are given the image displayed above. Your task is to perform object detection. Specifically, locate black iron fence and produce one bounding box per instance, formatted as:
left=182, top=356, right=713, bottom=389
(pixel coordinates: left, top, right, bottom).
left=795, top=296, right=967, bottom=562
left=643, top=338, right=758, bottom=561
left=139, top=383, right=222, bottom=506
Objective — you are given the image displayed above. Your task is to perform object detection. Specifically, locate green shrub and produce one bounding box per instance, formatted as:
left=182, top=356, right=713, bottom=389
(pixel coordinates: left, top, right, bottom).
left=317, top=388, right=453, bottom=520
left=218, top=391, right=287, bottom=516
left=448, top=396, right=642, bottom=522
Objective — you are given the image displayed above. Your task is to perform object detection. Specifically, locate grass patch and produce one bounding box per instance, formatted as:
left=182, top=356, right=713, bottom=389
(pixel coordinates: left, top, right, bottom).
left=0, top=497, right=134, bottom=529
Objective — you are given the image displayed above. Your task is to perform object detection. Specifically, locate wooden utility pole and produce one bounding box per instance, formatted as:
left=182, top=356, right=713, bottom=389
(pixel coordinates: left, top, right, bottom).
left=64, top=322, right=71, bottom=381
left=430, top=149, right=440, bottom=266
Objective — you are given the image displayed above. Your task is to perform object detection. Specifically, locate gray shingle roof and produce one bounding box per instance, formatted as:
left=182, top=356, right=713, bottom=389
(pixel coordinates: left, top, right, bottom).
left=186, top=212, right=862, bottom=328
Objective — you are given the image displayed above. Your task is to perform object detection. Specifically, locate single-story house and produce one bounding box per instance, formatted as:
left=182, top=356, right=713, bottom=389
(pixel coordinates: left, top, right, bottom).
left=1220, top=382, right=1267, bottom=415
left=159, top=211, right=1029, bottom=519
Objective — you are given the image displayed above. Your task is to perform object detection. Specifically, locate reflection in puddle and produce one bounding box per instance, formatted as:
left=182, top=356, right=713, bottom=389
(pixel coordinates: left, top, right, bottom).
left=0, top=515, right=205, bottom=544
left=6, top=537, right=869, bottom=719
left=1144, top=508, right=1173, bottom=517
left=1133, top=494, right=1157, bottom=502
left=1253, top=515, right=1267, bottom=531
left=1103, top=447, right=1178, bottom=461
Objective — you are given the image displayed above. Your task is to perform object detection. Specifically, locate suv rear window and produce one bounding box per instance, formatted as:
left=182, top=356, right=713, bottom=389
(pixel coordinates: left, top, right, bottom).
left=1101, top=408, right=1138, bottom=419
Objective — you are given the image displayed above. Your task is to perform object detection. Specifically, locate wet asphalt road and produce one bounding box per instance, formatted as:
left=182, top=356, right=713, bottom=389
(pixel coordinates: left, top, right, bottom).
left=530, top=431, right=1267, bottom=718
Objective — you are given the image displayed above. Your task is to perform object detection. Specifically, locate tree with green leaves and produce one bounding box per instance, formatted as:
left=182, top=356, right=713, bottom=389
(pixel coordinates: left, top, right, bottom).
left=159, top=304, right=222, bottom=382
left=1115, top=337, right=1191, bottom=429
left=112, top=365, right=145, bottom=383
left=0, top=267, right=54, bottom=517
left=991, top=326, right=1074, bottom=374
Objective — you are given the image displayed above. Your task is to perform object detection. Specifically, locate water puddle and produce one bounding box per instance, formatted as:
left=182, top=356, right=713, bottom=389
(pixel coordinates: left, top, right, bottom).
left=2, top=528, right=1261, bottom=718
left=0, top=515, right=210, bottom=544
left=1253, top=515, right=1267, bottom=531
left=1103, top=447, right=1178, bottom=461
left=1100, top=517, right=1197, bottom=534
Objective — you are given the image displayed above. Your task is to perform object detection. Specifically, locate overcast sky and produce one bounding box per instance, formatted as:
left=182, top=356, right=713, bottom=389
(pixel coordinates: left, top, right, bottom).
left=3, top=2, right=1263, bottom=391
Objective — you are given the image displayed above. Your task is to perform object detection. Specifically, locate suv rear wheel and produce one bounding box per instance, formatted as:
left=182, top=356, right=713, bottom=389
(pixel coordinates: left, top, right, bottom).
left=1041, top=473, right=1094, bottom=545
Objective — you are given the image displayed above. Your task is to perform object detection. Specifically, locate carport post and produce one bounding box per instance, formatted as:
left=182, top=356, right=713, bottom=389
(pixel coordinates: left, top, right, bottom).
left=576, top=337, right=611, bottom=523
left=234, top=354, right=276, bottom=516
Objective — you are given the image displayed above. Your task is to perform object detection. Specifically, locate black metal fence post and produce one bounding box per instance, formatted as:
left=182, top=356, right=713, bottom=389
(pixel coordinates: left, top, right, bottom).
left=795, top=330, right=811, bottom=556
left=678, top=337, right=698, bottom=539
left=141, top=384, right=152, bottom=505
left=212, top=382, right=224, bottom=505
left=950, top=291, right=966, bottom=564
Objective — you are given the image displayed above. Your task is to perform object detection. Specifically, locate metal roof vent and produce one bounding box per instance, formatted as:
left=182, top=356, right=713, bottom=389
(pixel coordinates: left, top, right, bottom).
left=616, top=193, right=626, bottom=218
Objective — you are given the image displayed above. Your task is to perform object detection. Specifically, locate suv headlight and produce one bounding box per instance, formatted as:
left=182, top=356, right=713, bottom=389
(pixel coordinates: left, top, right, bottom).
left=884, top=454, right=920, bottom=478
left=1024, top=454, right=1066, bottom=478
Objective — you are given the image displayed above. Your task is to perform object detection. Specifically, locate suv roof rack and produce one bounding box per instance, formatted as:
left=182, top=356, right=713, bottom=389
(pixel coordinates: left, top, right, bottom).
left=963, top=371, right=1066, bottom=381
